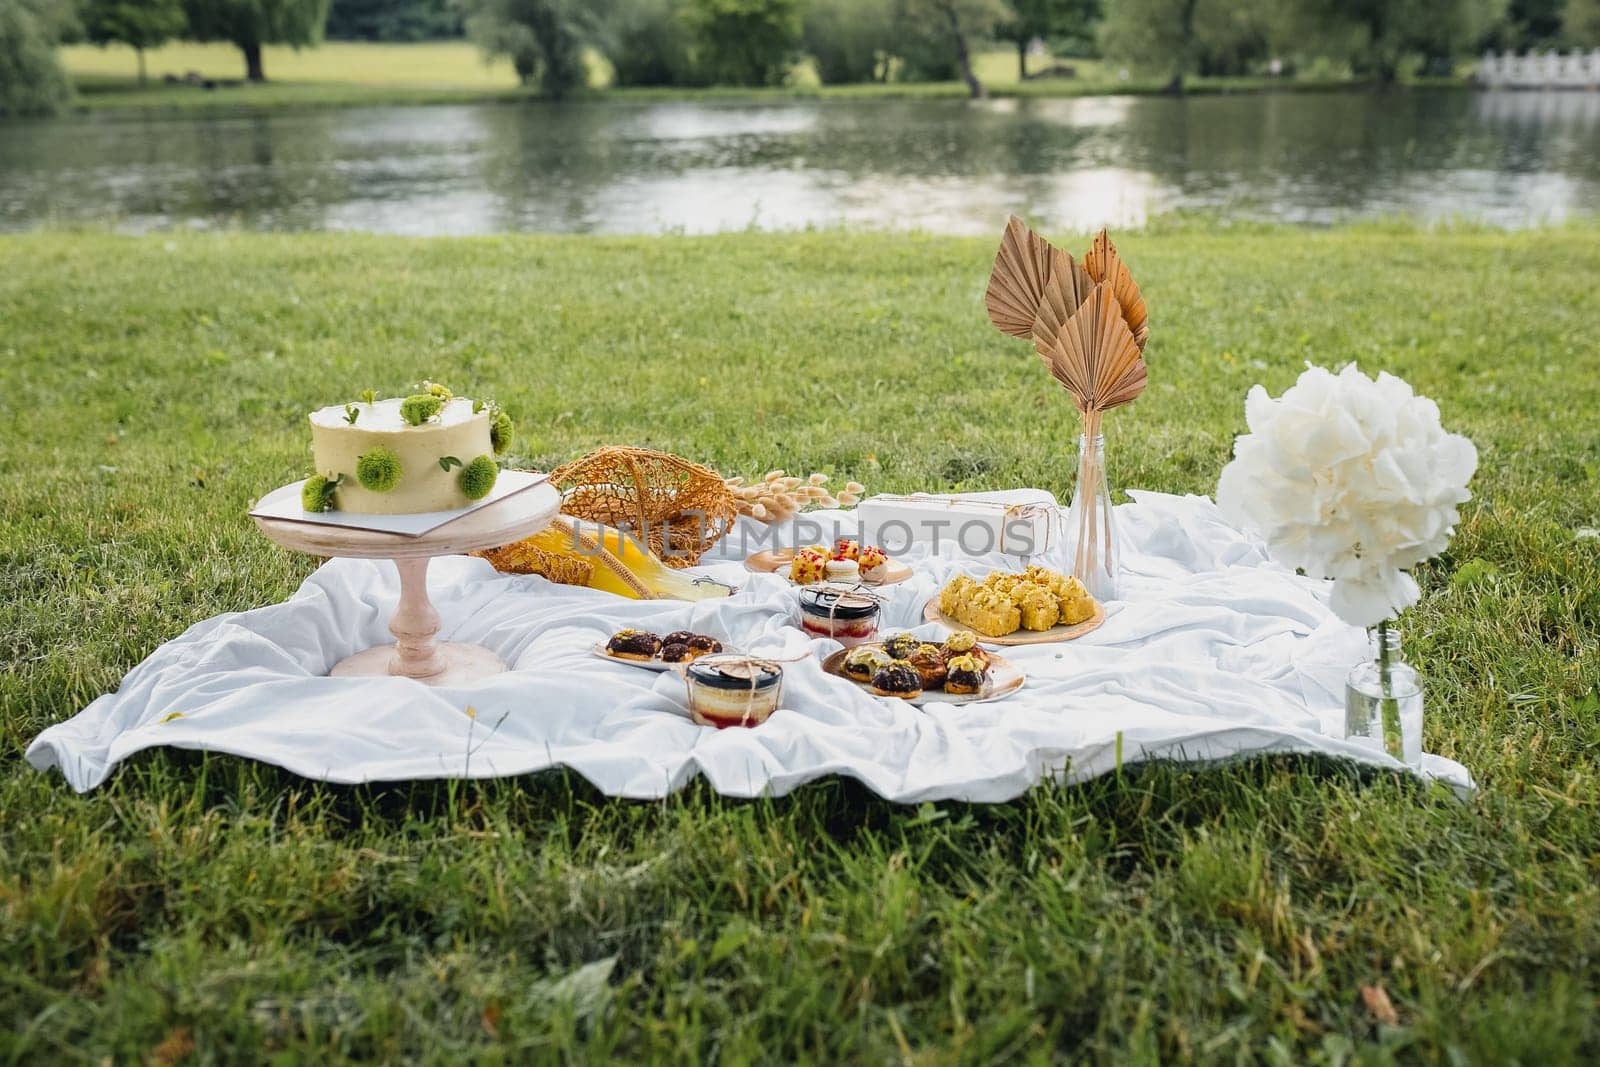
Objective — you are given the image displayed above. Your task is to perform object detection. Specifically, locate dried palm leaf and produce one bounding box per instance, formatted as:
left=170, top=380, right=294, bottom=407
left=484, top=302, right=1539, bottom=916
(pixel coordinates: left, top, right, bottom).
left=985, top=215, right=1059, bottom=338
left=1040, top=284, right=1148, bottom=414
left=1083, top=229, right=1150, bottom=350
left=1030, top=246, right=1095, bottom=368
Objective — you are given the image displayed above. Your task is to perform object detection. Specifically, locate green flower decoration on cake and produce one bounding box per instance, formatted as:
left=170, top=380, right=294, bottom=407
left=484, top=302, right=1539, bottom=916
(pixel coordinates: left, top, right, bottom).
left=355, top=447, right=403, bottom=492
left=421, top=380, right=453, bottom=400
left=301, top=473, right=343, bottom=512
left=490, top=410, right=513, bottom=455
left=458, top=455, right=498, bottom=500
left=400, top=393, right=443, bottom=426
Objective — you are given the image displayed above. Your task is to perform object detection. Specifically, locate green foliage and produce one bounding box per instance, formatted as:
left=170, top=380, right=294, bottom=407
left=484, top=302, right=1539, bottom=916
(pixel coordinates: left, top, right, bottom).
left=2, top=226, right=1599, bottom=1061
left=606, top=0, right=701, bottom=87
left=1566, top=0, right=1600, bottom=43
left=1294, top=0, right=1509, bottom=79
left=399, top=393, right=442, bottom=425
left=681, top=0, right=802, bottom=86
left=0, top=0, right=74, bottom=116
left=83, top=0, right=187, bottom=53
left=300, top=471, right=341, bottom=511
left=355, top=447, right=402, bottom=492
left=490, top=410, right=513, bottom=455
left=892, top=0, right=1010, bottom=86
left=438, top=454, right=463, bottom=470
left=324, top=0, right=461, bottom=41
left=182, top=0, right=333, bottom=79
left=458, top=454, right=498, bottom=499
left=460, top=0, right=600, bottom=96
left=996, top=0, right=1101, bottom=75
left=802, top=0, right=894, bottom=84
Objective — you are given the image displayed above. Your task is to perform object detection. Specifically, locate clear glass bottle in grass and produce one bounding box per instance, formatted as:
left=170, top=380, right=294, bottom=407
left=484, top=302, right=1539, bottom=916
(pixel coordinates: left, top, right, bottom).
left=1064, top=431, right=1117, bottom=602
left=1344, top=621, right=1423, bottom=767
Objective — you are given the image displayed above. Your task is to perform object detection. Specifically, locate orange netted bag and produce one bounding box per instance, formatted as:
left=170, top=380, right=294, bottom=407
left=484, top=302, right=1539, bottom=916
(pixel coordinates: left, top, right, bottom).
left=550, top=447, right=737, bottom=568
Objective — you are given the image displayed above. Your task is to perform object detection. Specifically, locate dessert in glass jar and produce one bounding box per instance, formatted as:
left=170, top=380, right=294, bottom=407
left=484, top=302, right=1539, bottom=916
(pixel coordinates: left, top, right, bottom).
left=685, top=655, right=784, bottom=729
left=798, top=587, right=881, bottom=646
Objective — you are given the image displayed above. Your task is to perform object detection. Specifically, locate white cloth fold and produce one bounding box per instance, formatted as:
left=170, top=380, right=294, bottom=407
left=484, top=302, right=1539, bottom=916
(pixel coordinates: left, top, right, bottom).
left=26, top=490, right=1474, bottom=799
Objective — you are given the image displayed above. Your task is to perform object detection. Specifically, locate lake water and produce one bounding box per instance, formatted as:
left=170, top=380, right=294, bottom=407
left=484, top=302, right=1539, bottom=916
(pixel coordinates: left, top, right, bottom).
left=3, top=90, right=1597, bottom=235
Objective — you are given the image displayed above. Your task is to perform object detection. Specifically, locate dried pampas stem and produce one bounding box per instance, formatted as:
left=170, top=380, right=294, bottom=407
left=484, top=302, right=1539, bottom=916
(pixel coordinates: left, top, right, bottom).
left=726, top=470, right=866, bottom=524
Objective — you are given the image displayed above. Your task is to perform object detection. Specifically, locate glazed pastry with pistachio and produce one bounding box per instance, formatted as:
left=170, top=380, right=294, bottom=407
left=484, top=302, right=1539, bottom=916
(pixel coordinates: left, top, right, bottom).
left=605, top=629, right=663, bottom=662
left=302, top=381, right=514, bottom=514
left=869, top=660, right=923, bottom=700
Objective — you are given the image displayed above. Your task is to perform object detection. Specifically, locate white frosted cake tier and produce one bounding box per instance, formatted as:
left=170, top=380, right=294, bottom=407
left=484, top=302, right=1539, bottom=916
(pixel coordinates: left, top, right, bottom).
left=309, top=397, right=496, bottom=514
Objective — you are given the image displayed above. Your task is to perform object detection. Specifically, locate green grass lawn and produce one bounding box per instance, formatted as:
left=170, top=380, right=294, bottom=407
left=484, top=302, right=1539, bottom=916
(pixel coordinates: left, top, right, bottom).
left=59, top=40, right=1448, bottom=113
left=2, top=224, right=1596, bottom=1062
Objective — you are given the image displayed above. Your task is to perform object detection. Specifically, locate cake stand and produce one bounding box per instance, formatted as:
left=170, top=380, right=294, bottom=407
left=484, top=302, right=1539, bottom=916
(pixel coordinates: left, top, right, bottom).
left=253, top=480, right=561, bottom=686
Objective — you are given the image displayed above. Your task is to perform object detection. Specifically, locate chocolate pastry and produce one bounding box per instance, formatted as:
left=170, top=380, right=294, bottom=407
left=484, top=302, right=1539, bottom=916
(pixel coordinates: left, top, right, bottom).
left=660, top=641, right=694, bottom=663
left=881, top=632, right=920, bottom=661
left=907, top=643, right=949, bottom=690
left=686, top=634, right=723, bottom=657
left=842, top=645, right=890, bottom=682
left=944, top=653, right=986, bottom=695
left=940, top=629, right=990, bottom=668
left=605, top=628, right=663, bottom=661
left=869, top=659, right=923, bottom=700
left=663, top=630, right=698, bottom=646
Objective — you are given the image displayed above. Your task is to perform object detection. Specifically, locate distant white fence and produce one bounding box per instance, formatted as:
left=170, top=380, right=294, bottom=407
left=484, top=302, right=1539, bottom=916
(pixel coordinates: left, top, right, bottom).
left=1478, top=50, right=1600, bottom=90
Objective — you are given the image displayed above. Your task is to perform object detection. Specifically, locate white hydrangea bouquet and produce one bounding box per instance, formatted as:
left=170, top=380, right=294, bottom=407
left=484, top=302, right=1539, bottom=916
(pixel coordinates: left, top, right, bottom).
left=1217, top=364, right=1478, bottom=762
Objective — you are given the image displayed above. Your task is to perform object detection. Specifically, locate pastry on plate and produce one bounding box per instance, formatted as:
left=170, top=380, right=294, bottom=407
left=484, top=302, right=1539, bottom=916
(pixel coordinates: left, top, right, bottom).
left=605, top=629, right=663, bottom=661
left=869, top=660, right=923, bottom=700
left=940, top=629, right=990, bottom=669
left=841, top=645, right=891, bottom=683
left=944, top=654, right=986, bottom=695
left=659, top=632, right=723, bottom=662
left=687, top=634, right=723, bottom=657
left=789, top=547, right=830, bottom=585
left=857, top=544, right=889, bottom=581
left=907, top=643, right=949, bottom=690
left=881, top=632, right=921, bottom=660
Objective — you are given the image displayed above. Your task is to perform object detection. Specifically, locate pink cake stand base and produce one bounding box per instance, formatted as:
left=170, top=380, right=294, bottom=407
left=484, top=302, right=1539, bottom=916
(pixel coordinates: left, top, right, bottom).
left=253, top=479, right=561, bottom=687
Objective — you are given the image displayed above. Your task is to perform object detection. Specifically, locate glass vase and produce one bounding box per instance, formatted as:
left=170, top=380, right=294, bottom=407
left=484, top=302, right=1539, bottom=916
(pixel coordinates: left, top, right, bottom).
left=1064, top=432, right=1117, bottom=601
left=1343, top=622, right=1423, bottom=767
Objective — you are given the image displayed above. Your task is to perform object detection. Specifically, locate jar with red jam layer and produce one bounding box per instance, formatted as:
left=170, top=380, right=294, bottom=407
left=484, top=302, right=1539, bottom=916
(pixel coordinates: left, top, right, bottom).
left=686, top=655, right=784, bottom=729
left=798, top=587, right=881, bottom=646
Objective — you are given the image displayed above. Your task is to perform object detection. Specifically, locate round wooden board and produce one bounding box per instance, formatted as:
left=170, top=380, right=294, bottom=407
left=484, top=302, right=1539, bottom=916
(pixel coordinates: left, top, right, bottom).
left=745, top=548, right=913, bottom=587
left=821, top=645, right=1024, bottom=707
left=921, top=598, right=1105, bottom=646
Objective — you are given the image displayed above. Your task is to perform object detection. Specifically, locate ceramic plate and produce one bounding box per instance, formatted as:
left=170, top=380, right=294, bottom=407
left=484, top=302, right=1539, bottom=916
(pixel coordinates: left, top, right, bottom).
left=921, top=599, right=1105, bottom=646
left=745, top=548, right=913, bottom=587
left=820, top=644, right=1024, bottom=707
left=590, top=642, right=732, bottom=673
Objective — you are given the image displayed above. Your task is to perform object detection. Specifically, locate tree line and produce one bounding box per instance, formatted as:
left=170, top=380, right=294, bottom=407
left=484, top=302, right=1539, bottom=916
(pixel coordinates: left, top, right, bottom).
left=4, top=0, right=1599, bottom=116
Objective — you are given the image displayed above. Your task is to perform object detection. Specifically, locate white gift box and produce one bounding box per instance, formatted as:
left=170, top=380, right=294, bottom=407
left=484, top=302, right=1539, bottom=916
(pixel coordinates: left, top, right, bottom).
left=857, top=490, right=1059, bottom=558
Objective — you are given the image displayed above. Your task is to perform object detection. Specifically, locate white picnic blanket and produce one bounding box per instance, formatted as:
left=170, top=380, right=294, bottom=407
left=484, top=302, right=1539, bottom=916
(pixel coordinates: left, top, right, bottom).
left=26, top=490, right=1474, bottom=798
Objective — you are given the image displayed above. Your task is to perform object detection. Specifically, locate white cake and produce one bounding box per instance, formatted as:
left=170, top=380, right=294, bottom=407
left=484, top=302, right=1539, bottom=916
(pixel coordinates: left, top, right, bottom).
left=302, top=390, right=510, bottom=515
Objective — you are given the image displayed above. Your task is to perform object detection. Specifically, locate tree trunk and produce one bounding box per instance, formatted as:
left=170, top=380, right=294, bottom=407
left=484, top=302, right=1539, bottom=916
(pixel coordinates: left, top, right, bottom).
left=940, top=2, right=985, bottom=99
left=243, top=41, right=265, bottom=82
left=1017, top=38, right=1027, bottom=81
left=137, top=48, right=147, bottom=87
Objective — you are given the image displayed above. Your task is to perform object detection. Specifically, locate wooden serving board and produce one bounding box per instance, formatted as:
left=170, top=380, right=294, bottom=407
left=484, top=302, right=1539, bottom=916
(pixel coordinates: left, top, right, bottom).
left=921, top=599, right=1105, bottom=646
left=745, top=548, right=913, bottom=587
left=820, top=645, right=1024, bottom=707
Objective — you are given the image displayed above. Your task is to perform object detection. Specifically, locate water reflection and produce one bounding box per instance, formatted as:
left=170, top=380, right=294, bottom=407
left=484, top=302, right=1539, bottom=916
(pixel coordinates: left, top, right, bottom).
left=1, top=90, right=1596, bottom=235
